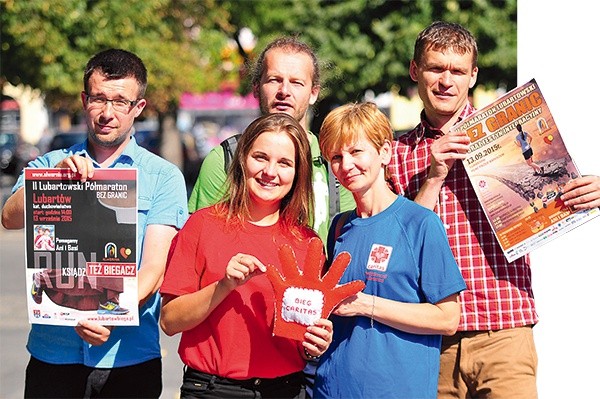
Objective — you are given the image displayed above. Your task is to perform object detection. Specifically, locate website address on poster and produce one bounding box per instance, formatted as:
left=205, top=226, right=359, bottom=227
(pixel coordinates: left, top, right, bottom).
left=27, top=169, right=78, bottom=179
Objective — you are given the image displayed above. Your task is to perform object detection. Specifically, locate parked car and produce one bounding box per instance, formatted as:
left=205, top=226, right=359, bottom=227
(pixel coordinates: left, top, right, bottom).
left=47, top=130, right=88, bottom=152
left=47, top=123, right=159, bottom=155
left=0, top=131, right=41, bottom=178
left=133, top=122, right=160, bottom=155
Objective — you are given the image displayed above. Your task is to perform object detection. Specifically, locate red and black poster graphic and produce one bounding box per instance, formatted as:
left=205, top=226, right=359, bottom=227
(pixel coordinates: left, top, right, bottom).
left=24, top=168, right=139, bottom=326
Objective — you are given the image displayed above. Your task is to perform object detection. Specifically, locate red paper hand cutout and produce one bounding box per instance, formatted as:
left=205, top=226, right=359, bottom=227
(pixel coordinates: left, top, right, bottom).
left=266, top=237, right=365, bottom=341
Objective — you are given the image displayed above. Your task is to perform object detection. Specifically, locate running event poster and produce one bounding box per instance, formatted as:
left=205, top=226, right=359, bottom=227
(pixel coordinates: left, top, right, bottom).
left=24, top=168, right=139, bottom=326
left=453, top=79, right=599, bottom=262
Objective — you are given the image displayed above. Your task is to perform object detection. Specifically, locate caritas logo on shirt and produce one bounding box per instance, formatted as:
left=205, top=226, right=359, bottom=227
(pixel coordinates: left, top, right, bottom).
left=366, top=244, right=392, bottom=272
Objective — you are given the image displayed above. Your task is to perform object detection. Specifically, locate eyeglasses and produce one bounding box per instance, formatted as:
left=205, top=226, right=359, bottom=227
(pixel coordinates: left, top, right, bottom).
left=85, top=94, right=139, bottom=113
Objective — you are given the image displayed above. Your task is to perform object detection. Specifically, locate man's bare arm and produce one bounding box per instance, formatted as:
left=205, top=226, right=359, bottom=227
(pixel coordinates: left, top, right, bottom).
left=1, top=187, right=25, bottom=229
left=138, top=224, right=179, bottom=306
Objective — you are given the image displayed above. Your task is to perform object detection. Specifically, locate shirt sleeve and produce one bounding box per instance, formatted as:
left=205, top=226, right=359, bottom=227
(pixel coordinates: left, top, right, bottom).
left=146, top=164, right=188, bottom=229
left=187, top=145, right=228, bottom=213
left=160, top=213, right=202, bottom=296
left=11, top=148, right=84, bottom=193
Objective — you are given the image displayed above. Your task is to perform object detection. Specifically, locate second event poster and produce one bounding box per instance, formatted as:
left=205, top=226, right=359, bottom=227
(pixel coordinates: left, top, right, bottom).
left=453, top=79, right=599, bottom=262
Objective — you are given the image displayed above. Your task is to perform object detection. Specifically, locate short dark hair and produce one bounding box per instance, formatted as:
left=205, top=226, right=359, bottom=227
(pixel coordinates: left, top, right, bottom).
left=414, top=21, right=478, bottom=69
left=83, top=49, right=148, bottom=98
left=251, top=36, right=321, bottom=89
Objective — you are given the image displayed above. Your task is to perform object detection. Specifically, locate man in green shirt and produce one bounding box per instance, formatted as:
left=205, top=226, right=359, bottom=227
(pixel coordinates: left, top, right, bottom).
left=188, top=36, right=354, bottom=242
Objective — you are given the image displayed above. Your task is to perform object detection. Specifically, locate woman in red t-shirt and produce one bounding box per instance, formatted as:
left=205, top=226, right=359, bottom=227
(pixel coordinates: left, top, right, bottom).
left=160, top=113, right=332, bottom=399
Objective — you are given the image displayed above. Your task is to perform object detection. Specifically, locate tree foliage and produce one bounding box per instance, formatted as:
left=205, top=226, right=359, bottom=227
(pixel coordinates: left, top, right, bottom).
left=1, top=0, right=231, bottom=114
left=215, top=0, right=517, bottom=127
left=225, top=1, right=515, bottom=89
left=2, top=0, right=516, bottom=121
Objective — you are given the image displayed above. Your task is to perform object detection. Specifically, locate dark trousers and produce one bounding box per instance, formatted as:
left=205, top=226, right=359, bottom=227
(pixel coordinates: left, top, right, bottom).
left=25, top=356, right=162, bottom=398
left=180, top=366, right=305, bottom=399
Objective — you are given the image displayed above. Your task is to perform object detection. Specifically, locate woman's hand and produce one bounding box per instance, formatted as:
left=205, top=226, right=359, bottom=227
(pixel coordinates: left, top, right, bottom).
left=221, top=253, right=266, bottom=290
left=161, top=254, right=265, bottom=336
left=332, top=291, right=371, bottom=318
left=303, top=318, right=333, bottom=358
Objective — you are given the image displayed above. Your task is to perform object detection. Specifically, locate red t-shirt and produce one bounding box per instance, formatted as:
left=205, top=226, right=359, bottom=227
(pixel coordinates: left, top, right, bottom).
left=160, top=206, right=320, bottom=379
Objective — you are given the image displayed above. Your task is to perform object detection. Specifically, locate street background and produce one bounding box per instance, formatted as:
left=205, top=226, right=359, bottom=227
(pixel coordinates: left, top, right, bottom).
left=1, top=2, right=599, bottom=398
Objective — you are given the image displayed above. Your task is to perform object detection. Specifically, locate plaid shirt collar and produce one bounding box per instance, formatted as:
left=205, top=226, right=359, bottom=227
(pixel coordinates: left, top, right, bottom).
left=415, top=102, right=476, bottom=142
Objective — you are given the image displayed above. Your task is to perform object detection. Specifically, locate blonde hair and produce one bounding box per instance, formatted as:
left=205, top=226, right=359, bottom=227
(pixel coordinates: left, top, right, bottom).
left=319, top=102, right=393, bottom=163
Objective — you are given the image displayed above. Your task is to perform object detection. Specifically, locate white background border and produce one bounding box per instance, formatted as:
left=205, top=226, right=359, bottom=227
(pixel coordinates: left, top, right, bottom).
left=519, top=2, right=600, bottom=397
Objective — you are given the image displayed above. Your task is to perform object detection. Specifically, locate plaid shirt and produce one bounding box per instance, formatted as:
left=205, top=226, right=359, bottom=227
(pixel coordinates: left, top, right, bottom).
left=388, top=103, right=538, bottom=331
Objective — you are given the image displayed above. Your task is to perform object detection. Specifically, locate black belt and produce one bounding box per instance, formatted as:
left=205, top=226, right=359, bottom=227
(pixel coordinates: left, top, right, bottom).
left=183, top=366, right=304, bottom=390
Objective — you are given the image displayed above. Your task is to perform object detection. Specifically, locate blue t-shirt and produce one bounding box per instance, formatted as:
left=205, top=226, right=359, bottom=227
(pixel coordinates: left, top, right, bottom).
left=315, top=196, right=466, bottom=399
left=12, top=136, right=188, bottom=368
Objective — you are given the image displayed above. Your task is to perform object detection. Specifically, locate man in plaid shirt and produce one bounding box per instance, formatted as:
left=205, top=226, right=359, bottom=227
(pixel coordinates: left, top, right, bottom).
left=388, top=21, right=600, bottom=398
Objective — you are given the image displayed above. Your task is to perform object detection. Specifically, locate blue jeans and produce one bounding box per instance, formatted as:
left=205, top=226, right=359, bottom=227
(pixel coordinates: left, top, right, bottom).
left=180, top=366, right=305, bottom=399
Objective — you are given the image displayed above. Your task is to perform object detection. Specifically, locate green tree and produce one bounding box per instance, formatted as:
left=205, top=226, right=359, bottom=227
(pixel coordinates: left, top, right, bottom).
left=1, top=0, right=230, bottom=115
left=217, top=0, right=517, bottom=129
left=2, top=0, right=517, bottom=144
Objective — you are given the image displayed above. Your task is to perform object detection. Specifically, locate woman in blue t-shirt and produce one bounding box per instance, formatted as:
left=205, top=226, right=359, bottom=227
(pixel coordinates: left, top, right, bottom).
left=314, top=102, right=466, bottom=399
